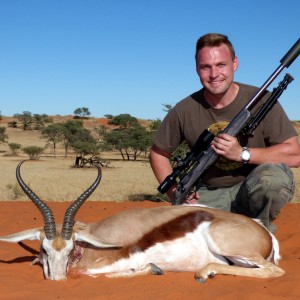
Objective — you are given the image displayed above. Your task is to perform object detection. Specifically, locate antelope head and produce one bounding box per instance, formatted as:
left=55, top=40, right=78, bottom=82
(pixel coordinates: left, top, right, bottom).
left=0, top=161, right=117, bottom=280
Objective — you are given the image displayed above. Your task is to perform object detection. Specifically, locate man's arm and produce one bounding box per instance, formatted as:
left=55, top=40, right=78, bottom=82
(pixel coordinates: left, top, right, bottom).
left=150, top=144, right=201, bottom=203
left=149, top=144, right=175, bottom=200
left=247, top=136, right=300, bottom=167
left=212, top=135, right=300, bottom=167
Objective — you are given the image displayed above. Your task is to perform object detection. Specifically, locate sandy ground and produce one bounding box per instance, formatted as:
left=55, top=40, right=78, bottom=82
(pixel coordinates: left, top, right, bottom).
left=0, top=200, right=299, bottom=300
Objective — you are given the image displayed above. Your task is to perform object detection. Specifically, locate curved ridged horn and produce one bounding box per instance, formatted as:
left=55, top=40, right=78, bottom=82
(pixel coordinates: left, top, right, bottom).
left=61, top=164, right=102, bottom=240
left=16, top=160, right=57, bottom=240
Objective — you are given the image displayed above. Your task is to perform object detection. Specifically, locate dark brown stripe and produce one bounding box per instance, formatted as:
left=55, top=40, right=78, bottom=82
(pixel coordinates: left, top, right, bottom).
left=122, top=210, right=214, bottom=257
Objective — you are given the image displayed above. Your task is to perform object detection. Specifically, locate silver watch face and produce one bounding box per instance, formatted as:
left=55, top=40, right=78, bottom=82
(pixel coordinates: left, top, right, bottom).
left=242, top=149, right=251, bottom=161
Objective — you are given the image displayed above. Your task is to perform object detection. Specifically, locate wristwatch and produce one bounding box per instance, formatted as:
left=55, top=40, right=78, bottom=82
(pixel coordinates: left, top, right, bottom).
left=240, top=147, right=251, bottom=164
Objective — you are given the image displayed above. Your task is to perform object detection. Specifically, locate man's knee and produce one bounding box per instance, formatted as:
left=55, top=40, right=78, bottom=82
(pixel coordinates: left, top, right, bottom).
left=249, top=163, right=294, bottom=196
left=233, top=163, right=295, bottom=220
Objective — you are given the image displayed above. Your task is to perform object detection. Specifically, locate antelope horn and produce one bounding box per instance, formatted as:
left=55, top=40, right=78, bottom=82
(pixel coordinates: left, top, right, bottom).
left=16, top=160, right=57, bottom=240
left=61, top=164, right=102, bottom=240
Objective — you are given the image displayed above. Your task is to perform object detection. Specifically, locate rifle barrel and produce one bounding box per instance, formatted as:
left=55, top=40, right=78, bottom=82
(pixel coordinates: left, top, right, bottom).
left=245, top=38, right=299, bottom=111
left=280, top=38, right=300, bottom=68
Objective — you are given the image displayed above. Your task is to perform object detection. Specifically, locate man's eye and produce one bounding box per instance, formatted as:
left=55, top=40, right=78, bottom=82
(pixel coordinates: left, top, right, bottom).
left=200, top=66, right=210, bottom=70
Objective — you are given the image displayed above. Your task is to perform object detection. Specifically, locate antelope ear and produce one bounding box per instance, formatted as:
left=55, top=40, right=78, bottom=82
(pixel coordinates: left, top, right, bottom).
left=74, top=232, right=121, bottom=248
left=0, top=228, right=43, bottom=243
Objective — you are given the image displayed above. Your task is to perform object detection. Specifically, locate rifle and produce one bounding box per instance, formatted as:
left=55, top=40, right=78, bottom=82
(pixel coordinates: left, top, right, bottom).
left=158, top=38, right=300, bottom=205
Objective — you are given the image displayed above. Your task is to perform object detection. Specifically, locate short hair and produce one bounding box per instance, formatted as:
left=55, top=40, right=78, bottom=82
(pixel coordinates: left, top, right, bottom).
left=195, top=33, right=236, bottom=62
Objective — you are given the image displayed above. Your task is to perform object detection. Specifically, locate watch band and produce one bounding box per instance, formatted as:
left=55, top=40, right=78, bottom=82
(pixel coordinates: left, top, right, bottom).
left=240, top=147, right=251, bottom=164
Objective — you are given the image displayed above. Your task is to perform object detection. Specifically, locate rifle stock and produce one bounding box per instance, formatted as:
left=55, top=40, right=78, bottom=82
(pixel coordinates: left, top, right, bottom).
left=157, top=39, right=300, bottom=205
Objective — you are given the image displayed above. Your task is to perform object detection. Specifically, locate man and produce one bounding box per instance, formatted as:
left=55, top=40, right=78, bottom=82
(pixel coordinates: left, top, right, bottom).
left=149, top=33, right=300, bottom=232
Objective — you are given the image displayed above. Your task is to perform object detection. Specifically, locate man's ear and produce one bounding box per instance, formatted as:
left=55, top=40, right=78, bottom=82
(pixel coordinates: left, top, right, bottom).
left=233, top=56, right=239, bottom=72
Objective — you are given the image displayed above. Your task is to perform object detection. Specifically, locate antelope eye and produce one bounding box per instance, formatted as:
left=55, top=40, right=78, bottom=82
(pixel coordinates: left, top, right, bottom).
left=41, top=247, right=50, bottom=257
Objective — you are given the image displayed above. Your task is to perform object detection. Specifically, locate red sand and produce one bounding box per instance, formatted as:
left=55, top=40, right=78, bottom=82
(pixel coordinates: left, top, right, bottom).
left=0, top=201, right=299, bottom=300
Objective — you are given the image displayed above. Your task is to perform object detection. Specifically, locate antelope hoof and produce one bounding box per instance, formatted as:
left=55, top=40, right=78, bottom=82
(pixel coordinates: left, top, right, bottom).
left=149, top=263, right=165, bottom=275
left=194, top=270, right=215, bottom=283
left=195, top=277, right=207, bottom=284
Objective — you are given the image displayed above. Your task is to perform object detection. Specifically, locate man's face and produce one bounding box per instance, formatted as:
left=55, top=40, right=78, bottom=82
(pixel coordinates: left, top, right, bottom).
left=196, top=44, right=238, bottom=97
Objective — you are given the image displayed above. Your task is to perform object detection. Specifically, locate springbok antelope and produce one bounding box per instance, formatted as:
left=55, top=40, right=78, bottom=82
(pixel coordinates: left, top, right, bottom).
left=0, top=161, right=285, bottom=281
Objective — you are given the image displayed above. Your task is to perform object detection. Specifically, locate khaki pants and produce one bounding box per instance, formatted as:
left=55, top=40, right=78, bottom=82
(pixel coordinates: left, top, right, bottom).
left=197, top=163, right=295, bottom=232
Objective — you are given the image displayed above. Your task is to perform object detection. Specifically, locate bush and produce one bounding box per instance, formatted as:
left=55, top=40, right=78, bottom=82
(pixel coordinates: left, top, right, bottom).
left=22, top=146, right=44, bottom=160
left=0, top=126, right=8, bottom=143
left=6, top=183, right=25, bottom=200
left=8, top=121, right=17, bottom=128
left=8, top=143, right=22, bottom=156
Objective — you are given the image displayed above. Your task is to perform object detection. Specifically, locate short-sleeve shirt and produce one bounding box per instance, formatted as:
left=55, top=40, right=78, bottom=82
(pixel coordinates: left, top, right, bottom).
left=153, top=82, right=297, bottom=188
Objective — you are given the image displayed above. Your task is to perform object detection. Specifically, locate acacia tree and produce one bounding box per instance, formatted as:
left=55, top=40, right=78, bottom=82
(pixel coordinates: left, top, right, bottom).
left=71, top=140, right=100, bottom=158
left=108, top=114, right=138, bottom=129
left=41, top=124, right=64, bottom=157
left=60, top=120, right=99, bottom=160
left=149, top=118, right=161, bottom=132
left=14, top=111, right=34, bottom=130
left=101, top=113, right=154, bottom=160
left=60, top=120, right=84, bottom=157
left=74, top=107, right=91, bottom=119
left=33, top=114, right=53, bottom=129
left=102, top=124, right=152, bottom=161
left=0, top=127, right=8, bottom=143
left=126, top=125, right=152, bottom=160
left=102, top=129, right=129, bottom=160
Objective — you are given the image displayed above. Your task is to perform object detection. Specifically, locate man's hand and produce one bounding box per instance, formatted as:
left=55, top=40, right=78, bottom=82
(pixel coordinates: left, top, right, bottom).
left=211, top=133, right=242, bottom=162
left=180, top=191, right=200, bottom=204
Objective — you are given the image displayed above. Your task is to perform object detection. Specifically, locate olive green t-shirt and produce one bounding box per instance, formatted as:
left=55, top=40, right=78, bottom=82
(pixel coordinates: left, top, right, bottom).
left=153, top=83, right=297, bottom=188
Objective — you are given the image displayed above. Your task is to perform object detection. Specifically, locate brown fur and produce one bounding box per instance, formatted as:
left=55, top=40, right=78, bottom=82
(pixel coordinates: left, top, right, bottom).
left=52, top=236, right=67, bottom=251
left=122, top=210, right=214, bottom=257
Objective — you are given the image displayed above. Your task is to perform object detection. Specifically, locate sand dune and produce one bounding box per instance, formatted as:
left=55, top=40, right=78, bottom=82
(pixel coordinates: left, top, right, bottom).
left=0, top=200, right=299, bottom=300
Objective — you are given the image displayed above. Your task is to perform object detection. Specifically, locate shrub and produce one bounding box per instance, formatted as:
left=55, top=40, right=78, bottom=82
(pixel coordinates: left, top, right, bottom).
left=6, top=183, right=25, bottom=200
left=0, top=126, right=8, bottom=143
left=8, top=143, right=22, bottom=156
left=8, top=121, right=17, bottom=128
left=22, top=146, right=44, bottom=160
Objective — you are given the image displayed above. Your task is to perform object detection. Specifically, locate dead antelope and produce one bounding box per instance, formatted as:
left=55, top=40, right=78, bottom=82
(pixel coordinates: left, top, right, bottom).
left=0, top=161, right=285, bottom=281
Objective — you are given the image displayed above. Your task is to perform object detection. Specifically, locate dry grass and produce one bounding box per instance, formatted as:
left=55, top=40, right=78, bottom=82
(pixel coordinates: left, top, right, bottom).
left=0, top=155, right=159, bottom=201
left=0, top=117, right=299, bottom=202
left=1, top=155, right=299, bottom=202
left=0, top=120, right=160, bottom=202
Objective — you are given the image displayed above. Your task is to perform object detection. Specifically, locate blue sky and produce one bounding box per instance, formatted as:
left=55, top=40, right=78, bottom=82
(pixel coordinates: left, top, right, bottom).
left=0, top=0, right=299, bottom=121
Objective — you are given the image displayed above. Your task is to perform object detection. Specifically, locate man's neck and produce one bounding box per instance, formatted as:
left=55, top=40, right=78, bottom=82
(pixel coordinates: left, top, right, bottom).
left=204, top=83, right=239, bottom=109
